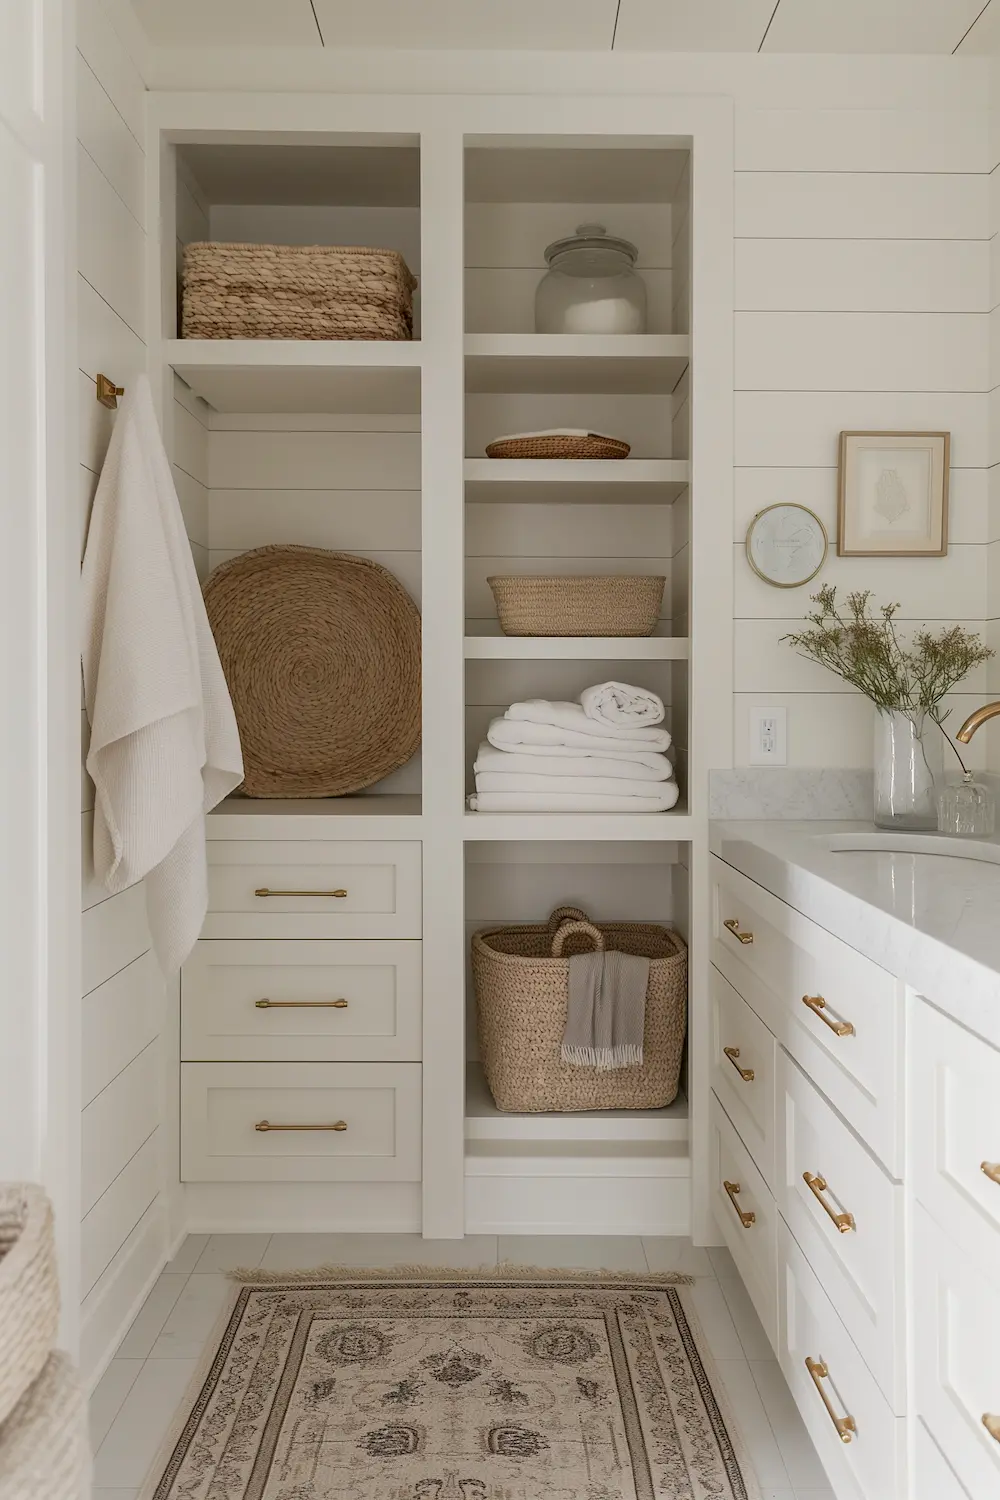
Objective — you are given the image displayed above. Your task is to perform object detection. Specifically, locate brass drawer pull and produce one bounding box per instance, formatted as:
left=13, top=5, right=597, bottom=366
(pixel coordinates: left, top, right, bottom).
left=802, top=994, right=855, bottom=1038
left=255, top=1119, right=347, bottom=1132
left=723, top=1045, right=755, bottom=1083
left=723, top=918, right=754, bottom=945
left=981, top=1161, right=1000, bottom=1187
left=803, top=1172, right=856, bottom=1234
left=983, top=1414, right=1000, bottom=1444
left=805, top=1358, right=856, bottom=1443
left=255, top=998, right=349, bottom=1009
left=723, top=1179, right=756, bottom=1228
left=255, top=887, right=347, bottom=898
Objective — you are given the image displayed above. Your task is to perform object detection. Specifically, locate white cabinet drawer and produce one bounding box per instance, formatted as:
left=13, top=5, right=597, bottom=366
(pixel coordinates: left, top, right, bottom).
left=776, top=1050, right=904, bottom=1412
left=778, top=1219, right=904, bottom=1500
left=912, top=1419, right=974, bottom=1500
left=181, top=1062, right=421, bottom=1183
left=182, top=941, right=422, bottom=1062
left=913, top=1204, right=1000, bottom=1499
left=709, top=1091, right=777, bottom=1351
left=711, top=857, right=903, bottom=1174
left=203, top=841, right=421, bottom=938
left=710, top=965, right=775, bottom=1187
left=912, top=998, right=1000, bottom=1281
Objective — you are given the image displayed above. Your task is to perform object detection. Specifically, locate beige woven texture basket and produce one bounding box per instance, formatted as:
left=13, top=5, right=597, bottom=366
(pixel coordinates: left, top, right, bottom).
left=182, top=242, right=417, bottom=341
left=203, top=545, right=421, bottom=798
left=485, top=434, right=630, bottom=460
left=0, top=1353, right=89, bottom=1500
left=472, top=906, right=687, bottom=1112
left=488, top=574, right=665, bottom=636
left=0, top=1185, right=59, bottom=1429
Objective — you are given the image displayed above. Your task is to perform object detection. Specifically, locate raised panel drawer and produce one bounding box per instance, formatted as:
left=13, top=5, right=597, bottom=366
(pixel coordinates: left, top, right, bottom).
left=709, top=1091, right=777, bottom=1351
left=913, top=1204, right=1000, bottom=1498
left=778, top=1219, right=904, bottom=1500
left=912, top=998, right=1000, bottom=1282
left=182, top=941, right=422, bottom=1062
left=776, top=1050, right=904, bottom=1412
left=711, top=857, right=903, bottom=1174
left=710, top=965, right=775, bottom=1187
left=180, top=1062, right=421, bottom=1182
left=203, top=840, right=421, bottom=938
left=912, top=1419, right=974, bottom=1500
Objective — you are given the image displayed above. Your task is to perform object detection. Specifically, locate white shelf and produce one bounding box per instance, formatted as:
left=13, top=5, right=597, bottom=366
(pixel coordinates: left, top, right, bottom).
left=465, top=1064, right=688, bottom=1144
left=165, top=339, right=421, bottom=414
left=207, top=795, right=422, bottom=840
left=464, top=458, right=689, bottom=504
left=464, top=334, right=690, bottom=395
left=464, top=634, right=689, bottom=660
left=463, top=809, right=692, bottom=841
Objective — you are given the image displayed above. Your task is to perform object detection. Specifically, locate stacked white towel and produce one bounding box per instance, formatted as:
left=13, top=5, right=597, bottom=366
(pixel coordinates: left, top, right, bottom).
left=470, top=682, right=678, bottom=813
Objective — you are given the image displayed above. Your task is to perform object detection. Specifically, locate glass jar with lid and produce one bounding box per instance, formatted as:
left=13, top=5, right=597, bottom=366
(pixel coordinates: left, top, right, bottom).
left=535, top=223, right=647, bottom=335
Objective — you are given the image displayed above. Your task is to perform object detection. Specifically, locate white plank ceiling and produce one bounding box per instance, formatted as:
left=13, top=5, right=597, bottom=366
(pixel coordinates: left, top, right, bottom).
left=131, top=0, right=997, bottom=54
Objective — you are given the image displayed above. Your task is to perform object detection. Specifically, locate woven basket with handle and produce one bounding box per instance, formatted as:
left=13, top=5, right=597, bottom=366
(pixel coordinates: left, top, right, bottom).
left=488, top=574, right=665, bottom=636
left=472, top=905, right=687, bottom=1112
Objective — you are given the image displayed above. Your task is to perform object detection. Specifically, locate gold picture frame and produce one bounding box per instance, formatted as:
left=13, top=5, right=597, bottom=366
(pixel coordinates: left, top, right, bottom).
left=837, top=431, right=949, bottom=557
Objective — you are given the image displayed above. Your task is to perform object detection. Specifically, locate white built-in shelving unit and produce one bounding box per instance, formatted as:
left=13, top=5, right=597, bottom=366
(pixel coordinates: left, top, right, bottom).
left=148, top=90, right=733, bottom=1246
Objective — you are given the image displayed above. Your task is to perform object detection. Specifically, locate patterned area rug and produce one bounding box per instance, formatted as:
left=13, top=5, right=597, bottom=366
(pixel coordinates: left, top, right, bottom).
left=140, top=1268, right=759, bottom=1500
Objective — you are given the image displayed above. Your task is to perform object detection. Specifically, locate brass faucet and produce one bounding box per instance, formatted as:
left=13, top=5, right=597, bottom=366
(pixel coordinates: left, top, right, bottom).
left=956, top=702, right=1000, bottom=743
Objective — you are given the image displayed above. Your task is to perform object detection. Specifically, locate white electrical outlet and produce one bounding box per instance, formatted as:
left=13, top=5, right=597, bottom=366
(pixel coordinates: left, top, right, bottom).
left=749, top=705, right=787, bottom=766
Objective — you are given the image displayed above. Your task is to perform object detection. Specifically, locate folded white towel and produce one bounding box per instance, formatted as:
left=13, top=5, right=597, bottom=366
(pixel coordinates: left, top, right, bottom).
left=488, top=717, right=672, bottom=762
left=81, top=375, right=244, bottom=974
left=469, top=786, right=680, bottom=813
left=505, top=699, right=671, bottom=750
left=476, top=771, right=670, bottom=799
left=581, top=681, right=665, bottom=729
left=474, top=741, right=671, bottom=783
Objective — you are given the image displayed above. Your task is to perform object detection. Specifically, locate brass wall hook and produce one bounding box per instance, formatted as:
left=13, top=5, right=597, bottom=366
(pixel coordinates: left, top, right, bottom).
left=96, top=373, right=124, bottom=409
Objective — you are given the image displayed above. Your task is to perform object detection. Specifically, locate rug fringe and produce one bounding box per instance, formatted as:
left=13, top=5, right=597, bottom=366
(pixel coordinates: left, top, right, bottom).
left=228, top=1262, right=694, bottom=1285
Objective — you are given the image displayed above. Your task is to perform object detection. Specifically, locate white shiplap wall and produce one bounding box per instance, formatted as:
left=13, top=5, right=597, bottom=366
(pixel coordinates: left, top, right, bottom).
left=989, top=57, right=1000, bottom=773
left=734, top=105, right=992, bottom=769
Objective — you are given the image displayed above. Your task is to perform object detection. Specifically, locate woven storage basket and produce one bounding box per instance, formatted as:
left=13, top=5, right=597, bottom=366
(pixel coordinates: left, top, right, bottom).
left=472, top=906, right=687, bottom=1112
left=485, top=433, right=630, bottom=460
left=0, top=1185, right=59, bottom=1429
left=182, top=242, right=417, bottom=341
left=0, top=1353, right=89, bottom=1500
left=203, top=545, right=421, bottom=798
left=488, top=574, right=665, bottom=636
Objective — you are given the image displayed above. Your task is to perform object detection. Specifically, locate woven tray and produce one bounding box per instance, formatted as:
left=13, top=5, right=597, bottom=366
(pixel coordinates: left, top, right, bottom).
left=486, top=433, right=630, bottom=460
left=182, top=242, right=417, bottom=341
left=203, top=546, right=421, bottom=798
left=488, top=574, right=665, bottom=636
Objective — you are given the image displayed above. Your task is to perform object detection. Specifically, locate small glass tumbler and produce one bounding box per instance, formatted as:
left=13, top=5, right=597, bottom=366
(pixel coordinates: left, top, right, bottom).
left=937, top=773, right=996, bottom=836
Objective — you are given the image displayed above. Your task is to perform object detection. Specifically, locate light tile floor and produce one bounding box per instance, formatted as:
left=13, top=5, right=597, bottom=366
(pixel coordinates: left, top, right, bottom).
left=90, top=1234, right=835, bottom=1500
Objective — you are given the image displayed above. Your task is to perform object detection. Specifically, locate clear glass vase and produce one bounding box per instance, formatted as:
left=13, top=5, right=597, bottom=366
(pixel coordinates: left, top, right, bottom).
left=873, top=709, right=943, bottom=830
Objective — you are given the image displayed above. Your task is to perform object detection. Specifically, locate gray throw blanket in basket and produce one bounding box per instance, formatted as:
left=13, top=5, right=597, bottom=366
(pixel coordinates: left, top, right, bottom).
left=562, top=949, right=651, bottom=1071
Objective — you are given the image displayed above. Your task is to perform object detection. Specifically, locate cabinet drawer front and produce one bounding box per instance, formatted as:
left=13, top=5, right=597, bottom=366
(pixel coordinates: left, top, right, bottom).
left=914, top=1205, right=1000, bottom=1498
left=776, top=1051, right=904, bottom=1412
left=709, top=1091, right=777, bottom=1351
left=912, top=999, right=1000, bottom=1281
left=710, top=966, right=775, bottom=1188
left=182, top=941, right=422, bottom=1062
left=180, top=1062, right=421, bottom=1182
left=711, top=857, right=903, bottom=1174
left=203, top=841, right=421, bottom=938
left=778, top=1220, right=904, bottom=1500
left=912, top=1419, right=974, bottom=1500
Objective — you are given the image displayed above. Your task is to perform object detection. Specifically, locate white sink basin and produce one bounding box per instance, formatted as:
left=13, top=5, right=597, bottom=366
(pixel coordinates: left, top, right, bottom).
left=821, top=831, right=1000, bottom=866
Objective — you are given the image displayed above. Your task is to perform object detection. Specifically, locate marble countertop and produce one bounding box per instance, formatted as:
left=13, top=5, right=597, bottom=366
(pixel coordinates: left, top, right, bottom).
left=710, top=819, right=1000, bottom=1049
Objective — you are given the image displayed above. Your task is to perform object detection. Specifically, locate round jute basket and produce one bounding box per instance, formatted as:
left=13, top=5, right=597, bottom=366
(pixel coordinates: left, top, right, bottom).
left=0, top=1353, right=89, bottom=1500
left=472, top=906, right=687, bottom=1112
left=488, top=574, right=665, bottom=636
left=485, top=433, right=630, bottom=460
left=203, top=546, right=421, bottom=798
left=0, top=1185, right=59, bottom=1429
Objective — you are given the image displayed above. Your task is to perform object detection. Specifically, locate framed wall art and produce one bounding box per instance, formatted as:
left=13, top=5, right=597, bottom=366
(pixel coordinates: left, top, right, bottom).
left=745, top=502, right=828, bottom=588
left=837, top=430, right=949, bottom=557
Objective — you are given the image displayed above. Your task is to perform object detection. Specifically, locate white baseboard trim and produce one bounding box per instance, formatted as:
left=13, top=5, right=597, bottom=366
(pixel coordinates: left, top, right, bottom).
left=182, top=1180, right=422, bottom=1234
left=80, top=1196, right=170, bottom=1391
left=465, top=1169, right=691, bottom=1236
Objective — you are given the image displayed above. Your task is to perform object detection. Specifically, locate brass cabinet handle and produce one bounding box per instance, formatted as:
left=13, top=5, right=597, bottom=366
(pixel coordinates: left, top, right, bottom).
left=255, top=1119, right=347, bottom=1132
left=801, top=994, right=855, bottom=1038
left=723, top=917, right=754, bottom=945
left=723, top=1179, right=756, bottom=1228
left=255, top=998, right=349, bottom=1009
left=803, top=1171, right=856, bottom=1233
left=255, top=887, right=347, bottom=898
left=805, top=1358, right=856, bottom=1443
left=983, top=1413, right=1000, bottom=1444
left=981, top=1161, right=1000, bottom=1187
left=723, top=1045, right=755, bottom=1083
